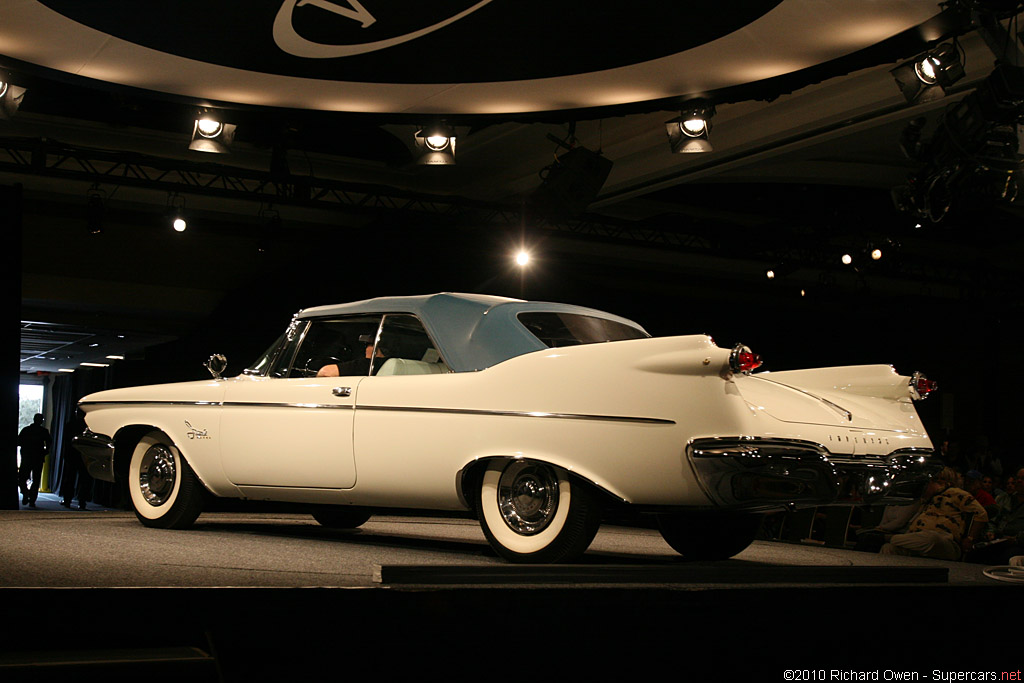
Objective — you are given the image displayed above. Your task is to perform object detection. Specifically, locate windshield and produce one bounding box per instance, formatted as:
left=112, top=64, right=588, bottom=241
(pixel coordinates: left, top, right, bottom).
left=244, top=333, right=286, bottom=376
left=517, top=312, right=648, bottom=348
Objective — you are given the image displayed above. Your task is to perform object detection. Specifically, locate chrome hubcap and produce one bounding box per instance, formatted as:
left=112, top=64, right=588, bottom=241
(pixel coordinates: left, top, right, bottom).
left=497, top=461, right=559, bottom=535
left=139, top=444, right=176, bottom=506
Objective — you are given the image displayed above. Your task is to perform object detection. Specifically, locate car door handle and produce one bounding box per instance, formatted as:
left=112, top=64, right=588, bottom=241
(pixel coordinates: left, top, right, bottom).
left=332, top=386, right=352, bottom=397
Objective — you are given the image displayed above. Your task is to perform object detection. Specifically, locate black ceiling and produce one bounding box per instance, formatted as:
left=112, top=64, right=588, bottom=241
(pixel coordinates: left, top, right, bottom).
left=4, top=0, right=1023, bottom=425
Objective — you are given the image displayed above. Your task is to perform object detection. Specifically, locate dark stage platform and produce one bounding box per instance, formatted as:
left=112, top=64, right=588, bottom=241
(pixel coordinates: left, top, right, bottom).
left=1, top=504, right=1019, bottom=680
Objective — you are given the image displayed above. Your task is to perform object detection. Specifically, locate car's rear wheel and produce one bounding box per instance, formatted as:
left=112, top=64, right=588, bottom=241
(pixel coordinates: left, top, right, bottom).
left=478, top=458, right=601, bottom=563
left=311, top=507, right=371, bottom=529
left=657, top=511, right=763, bottom=559
left=128, top=431, right=203, bottom=529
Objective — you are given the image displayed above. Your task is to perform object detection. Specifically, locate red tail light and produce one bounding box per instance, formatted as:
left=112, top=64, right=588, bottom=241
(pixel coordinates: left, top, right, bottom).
left=730, top=344, right=762, bottom=374
left=910, top=371, right=937, bottom=400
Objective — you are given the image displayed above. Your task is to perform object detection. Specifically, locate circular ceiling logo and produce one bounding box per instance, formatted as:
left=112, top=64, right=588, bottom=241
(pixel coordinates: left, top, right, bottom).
left=272, top=0, right=494, bottom=58
left=39, top=1, right=782, bottom=84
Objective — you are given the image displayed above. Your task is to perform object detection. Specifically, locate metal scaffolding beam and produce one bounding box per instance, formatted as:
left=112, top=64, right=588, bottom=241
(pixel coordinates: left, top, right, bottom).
left=2, top=135, right=1020, bottom=301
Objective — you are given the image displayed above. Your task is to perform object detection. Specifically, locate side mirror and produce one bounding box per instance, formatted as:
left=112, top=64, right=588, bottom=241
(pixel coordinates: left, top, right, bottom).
left=204, top=354, right=228, bottom=379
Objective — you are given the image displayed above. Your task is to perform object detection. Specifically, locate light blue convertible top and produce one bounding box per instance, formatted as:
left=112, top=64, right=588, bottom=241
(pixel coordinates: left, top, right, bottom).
left=296, top=293, right=647, bottom=372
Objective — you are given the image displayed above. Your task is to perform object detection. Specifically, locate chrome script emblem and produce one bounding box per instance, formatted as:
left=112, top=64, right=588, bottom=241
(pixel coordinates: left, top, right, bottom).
left=185, top=420, right=211, bottom=440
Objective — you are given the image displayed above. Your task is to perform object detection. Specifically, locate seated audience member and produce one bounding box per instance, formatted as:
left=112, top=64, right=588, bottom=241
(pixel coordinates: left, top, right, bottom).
left=879, top=467, right=988, bottom=561
left=968, top=466, right=1024, bottom=566
left=965, top=469, right=996, bottom=508
left=981, top=474, right=1003, bottom=500
left=993, top=474, right=1015, bottom=515
left=853, top=500, right=921, bottom=553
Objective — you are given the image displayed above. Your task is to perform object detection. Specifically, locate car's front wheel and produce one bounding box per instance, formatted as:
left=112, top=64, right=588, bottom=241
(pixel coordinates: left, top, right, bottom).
left=657, top=511, right=763, bottom=559
left=478, top=458, right=601, bottom=563
left=128, top=430, right=204, bottom=529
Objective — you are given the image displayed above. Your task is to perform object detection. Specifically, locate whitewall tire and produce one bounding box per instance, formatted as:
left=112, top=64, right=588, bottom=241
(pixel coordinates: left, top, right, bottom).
left=128, top=431, right=203, bottom=529
left=478, top=458, right=601, bottom=563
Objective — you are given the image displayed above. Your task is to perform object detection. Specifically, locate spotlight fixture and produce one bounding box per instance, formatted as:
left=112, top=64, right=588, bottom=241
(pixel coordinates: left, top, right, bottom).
left=766, top=269, right=775, bottom=279
left=189, top=113, right=237, bottom=153
left=196, top=118, right=223, bottom=138
left=841, top=253, right=853, bottom=265
left=666, top=100, right=716, bottom=153
left=871, top=248, right=883, bottom=261
left=0, top=77, right=26, bottom=120
left=414, top=124, right=456, bottom=165
left=515, top=250, right=530, bottom=266
left=891, top=43, right=964, bottom=104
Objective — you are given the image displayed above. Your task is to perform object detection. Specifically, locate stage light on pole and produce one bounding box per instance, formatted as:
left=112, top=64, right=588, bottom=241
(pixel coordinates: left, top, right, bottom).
left=666, top=100, right=716, bottom=153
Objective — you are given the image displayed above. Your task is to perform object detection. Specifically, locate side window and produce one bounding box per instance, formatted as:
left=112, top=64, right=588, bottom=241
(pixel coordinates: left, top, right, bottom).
left=372, top=314, right=448, bottom=376
left=517, top=312, right=648, bottom=348
left=286, top=316, right=383, bottom=378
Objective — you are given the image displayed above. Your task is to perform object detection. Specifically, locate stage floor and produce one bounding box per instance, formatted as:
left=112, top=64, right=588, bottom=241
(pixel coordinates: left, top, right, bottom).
left=0, top=503, right=1012, bottom=588
left=2, top=503, right=1019, bottom=680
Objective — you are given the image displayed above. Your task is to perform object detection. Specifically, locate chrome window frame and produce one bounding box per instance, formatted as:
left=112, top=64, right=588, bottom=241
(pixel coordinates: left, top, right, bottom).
left=275, top=319, right=313, bottom=378
left=243, top=316, right=307, bottom=378
left=280, top=315, right=383, bottom=379
left=246, top=311, right=454, bottom=379
left=371, top=312, right=450, bottom=376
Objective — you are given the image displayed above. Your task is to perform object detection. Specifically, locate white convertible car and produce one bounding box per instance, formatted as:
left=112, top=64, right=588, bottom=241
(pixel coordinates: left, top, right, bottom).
left=74, top=293, right=939, bottom=562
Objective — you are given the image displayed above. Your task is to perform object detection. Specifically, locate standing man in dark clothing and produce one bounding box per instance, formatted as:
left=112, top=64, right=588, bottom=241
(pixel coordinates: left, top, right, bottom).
left=18, top=413, right=51, bottom=508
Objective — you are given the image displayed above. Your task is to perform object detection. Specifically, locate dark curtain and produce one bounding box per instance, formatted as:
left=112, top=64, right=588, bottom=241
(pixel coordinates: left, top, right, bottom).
left=46, top=373, right=74, bottom=495
left=47, top=368, right=121, bottom=508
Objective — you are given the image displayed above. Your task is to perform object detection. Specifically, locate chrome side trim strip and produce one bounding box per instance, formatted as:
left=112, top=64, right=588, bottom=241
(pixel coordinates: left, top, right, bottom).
left=357, top=405, right=674, bottom=425
left=79, top=400, right=353, bottom=410
left=80, top=400, right=225, bottom=407
left=223, top=402, right=353, bottom=410
left=78, top=400, right=673, bottom=424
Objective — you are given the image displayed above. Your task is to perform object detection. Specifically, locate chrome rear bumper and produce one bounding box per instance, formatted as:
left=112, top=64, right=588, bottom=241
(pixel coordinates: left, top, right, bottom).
left=71, top=429, right=117, bottom=483
left=689, top=437, right=938, bottom=511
